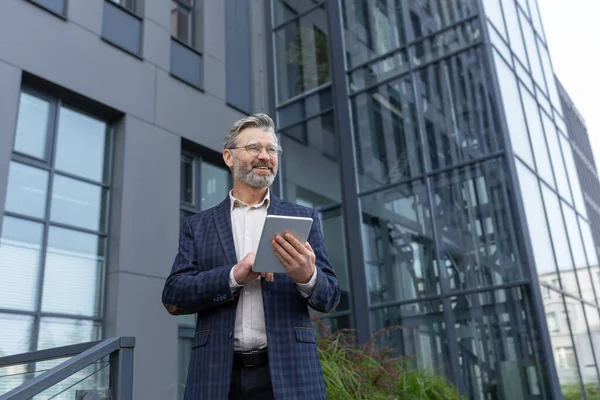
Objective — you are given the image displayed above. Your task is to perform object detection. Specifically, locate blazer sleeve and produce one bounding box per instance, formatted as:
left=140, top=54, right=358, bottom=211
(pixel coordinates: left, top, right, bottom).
left=162, top=217, right=237, bottom=315
left=304, top=208, right=341, bottom=313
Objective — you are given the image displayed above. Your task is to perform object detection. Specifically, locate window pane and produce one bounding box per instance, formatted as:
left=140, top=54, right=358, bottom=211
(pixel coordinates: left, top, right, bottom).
left=273, top=0, right=315, bottom=26
left=503, top=0, right=527, bottom=67
left=560, top=135, right=586, bottom=216
left=30, top=0, right=66, bottom=15
left=200, top=162, right=231, bottom=211
left=171, top=2, right=193, bottom=46
left=370, top=299, right=450, bottom=374
left=488, top=22, right=511, bottom=62
left=321, top=208, right=350, bottom=311
left=0, top=217, right=44, bottom=312
left=274, top=5, right=330, bottom=103
left=579, top=218, right=598, bottom=267
left=515, top=162, right=557, bottom=276
left=55, top=107, right=107, bottom=183
left=419, top=48, right=501, bottom=171
left=519, top=12, right=545, bottom=91
left=50, top=175, right=106, bottom=231
left=433, top=159, right=524, bottom=291
left=349, top=50, right=409, bottom=94
left=342, top=0, right=407, bottom=68
left=0, top=314, right=34, bottom=394
left=483, top=0, right=507, bottom=38
left=452, top=287, right=546, bottom=399
left=37, top=317, right=101, bottom=350
left=541, top=185, right=572, bottom=273
left=412, top=20, right=481, bottom=67
left=352, top=77, right=422, bottom=191
left=180, top=155, right=194, bottom=205
left=42, top=227, right=105, bottom=317
left=360, top=180, right=439, bottom=304
left=563, top=205, right=586, bottom=271
left=540, top=112, right=570, bottom=202
left=521, top=86, right=553, bottom=186
left=567, top=301, right=597, bottom=388
left=13, top=92, right=50, bottom=160
left=494, top=52, right=533, bottom=166
left=407, top=0, right=477, bottom=40
left=5, top=162, right=49, bottom=219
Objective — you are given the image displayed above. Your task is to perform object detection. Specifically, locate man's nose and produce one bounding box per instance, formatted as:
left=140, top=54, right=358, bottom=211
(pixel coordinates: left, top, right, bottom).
left=257, top=148, right=270, bottom=160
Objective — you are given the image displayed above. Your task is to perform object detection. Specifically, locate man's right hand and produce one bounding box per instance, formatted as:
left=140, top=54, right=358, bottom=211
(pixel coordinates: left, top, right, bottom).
left=233, top=252, right=274, bottom=284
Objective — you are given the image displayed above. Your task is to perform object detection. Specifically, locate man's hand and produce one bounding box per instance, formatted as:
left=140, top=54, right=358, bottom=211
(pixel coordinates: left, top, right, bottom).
left=233, top=252, right=274, bottom=285
left=272, top=233, right=316, bottom=284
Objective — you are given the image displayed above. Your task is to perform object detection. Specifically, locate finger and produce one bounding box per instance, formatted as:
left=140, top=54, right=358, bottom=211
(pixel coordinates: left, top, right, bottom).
left=283, top=233, right=309, bottom=254
left=266, top=273, right=274, bottom=282
left=274, top=235, right=301, bottom=259
left=304, top=242, right=314, bottom=253
left=272, top=244, right=291, bottom=269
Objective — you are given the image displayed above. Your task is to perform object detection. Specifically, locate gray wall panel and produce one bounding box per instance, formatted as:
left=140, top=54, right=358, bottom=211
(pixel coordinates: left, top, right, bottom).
left=68, top=0, right=103, bottom=35
left=155, top=68, right=244, bottom=152
left=105, top=272, right=179, bottom=400
left=204, top=54, right=226, bottom=101
left=143, top=18, right=170, bottom=71
left=144, top=0, right=170, bottom=31
left=249, top=0, right=268, bottom=113
left=1, top=0, right=155, bottom=123
left=0, top=61, right=21, bottom=234
left=110, top=115, right=179, bottom=278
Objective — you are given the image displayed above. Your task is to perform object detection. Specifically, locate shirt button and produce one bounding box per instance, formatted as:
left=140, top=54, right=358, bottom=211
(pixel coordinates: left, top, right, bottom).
left=245, top=291, right=250, bottom=295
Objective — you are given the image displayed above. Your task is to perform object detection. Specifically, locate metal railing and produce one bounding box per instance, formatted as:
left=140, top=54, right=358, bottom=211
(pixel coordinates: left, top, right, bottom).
left=0, top=337, right=135, bottom=400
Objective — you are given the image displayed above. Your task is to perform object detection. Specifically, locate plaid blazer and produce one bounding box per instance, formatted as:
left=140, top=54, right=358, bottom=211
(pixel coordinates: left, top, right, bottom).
left=162, top=194, right=340, bottom=399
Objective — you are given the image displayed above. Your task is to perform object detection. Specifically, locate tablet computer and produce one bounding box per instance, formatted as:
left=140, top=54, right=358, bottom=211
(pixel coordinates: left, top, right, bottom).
left=252, top=215, right=313, bottom=273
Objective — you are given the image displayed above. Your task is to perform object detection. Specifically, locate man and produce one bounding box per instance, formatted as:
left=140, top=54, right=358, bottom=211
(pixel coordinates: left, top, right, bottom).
left=162, top=113, right=340, bottom=399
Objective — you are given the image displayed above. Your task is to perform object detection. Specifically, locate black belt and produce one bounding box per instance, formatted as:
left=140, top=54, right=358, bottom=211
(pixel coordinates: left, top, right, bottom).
left=233, top=348, right=269, bottom=368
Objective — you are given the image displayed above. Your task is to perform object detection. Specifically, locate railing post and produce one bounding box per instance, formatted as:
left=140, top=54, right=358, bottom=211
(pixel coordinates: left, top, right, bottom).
left=109, top=337, right=135, bottom=400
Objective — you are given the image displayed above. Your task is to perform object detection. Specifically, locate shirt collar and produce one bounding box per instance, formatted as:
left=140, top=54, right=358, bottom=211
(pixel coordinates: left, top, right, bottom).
left=229, top=188, right=271, bottom=212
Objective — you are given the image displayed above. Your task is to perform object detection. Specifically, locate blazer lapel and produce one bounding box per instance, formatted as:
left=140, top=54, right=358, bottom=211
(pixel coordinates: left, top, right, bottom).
left=213, top=197, right=237, bottom=265
left=267, top=194, right=283, bottom=216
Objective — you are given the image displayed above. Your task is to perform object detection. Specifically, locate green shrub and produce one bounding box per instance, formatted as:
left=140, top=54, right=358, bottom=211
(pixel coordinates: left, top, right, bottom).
left=315, top=321, right=464, bottom=400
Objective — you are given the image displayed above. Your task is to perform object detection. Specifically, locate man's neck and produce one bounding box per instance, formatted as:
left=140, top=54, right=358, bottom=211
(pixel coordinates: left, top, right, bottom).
left=231, top=183, right=269, bottom=206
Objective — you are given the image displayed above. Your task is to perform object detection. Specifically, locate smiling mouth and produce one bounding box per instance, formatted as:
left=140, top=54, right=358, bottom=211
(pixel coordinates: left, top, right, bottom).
left=253, top=166, right=271, bottom=171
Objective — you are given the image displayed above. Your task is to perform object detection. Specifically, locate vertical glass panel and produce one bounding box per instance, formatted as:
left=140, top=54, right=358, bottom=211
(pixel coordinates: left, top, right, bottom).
left=541, top=185, right=572, bottom=273
left=5, top=162, right=49, bottom=219
left=55, top=107, right=108, bottom=183
left=519, top=12, right=545, bottom=91
left=560, top=135, right=586, bottom=216
left=180, top=155, right=194, bottom=205
left=419, top=48, right=501, bottom=171
left=544, top=291, right=583, bottom=397
left=580, top=218, right=599, bottom=267
left=352, top=77, right=422, bottom=192
left=200, top=162, right=231, bottom=211
left=360, top=180, right=438, bottom=304
left=274, top=5, right=330, bottom=103
left=42, top=227, right=105, bottom=317
left=50, top=175, right=106, bottom=231
left=0, top=217, right=44, bottom=312
left=320, top=208, right=350, bottom=311
left=342, top=0, right=406, bottom=68
left=567, top=301, right=598, bottom=388
left=0, top=314, right=34, bottom=394
left=452, top=287, right=547, bottom=399
left=370, top=299, right=450, bottom=374
left=281, top=113, right=340, bottom=207
left=527, top=0, right=544, bottom=40
left=37, top=318, right=101, bottom=350
left=563, top=205, right=587, bottom=275
left=583, top=305, right=600, bottom=376
left=434, top=159, right=524, bottom=291
left=514, top=58, right=533, bottom=93
left=412, top=20, right=481, bottom=67
left=273, top=0, right=315, bottom=26
left=520, top=85, right=553, bottom=186
left=13, top=92, right=50, bottom=160
left=493, top=52, right=533, bottom=166
left=502, top=0, right=528, bottom=67
left=515, top=162, right=557, bottom=276
left=171, top=1, right=193, bottom=46
left=538, top=43, right=562, bottom=115
left=407, top=0, right=477, bottom=40
left=488, top=22, right=511, bottom=62
left=483, top=0, right=506, bottom=38
left=540, top=112, right=571, bottom=202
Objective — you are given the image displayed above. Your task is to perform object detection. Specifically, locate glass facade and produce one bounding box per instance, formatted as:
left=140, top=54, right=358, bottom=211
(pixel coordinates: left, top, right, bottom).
left=266, top=0, right=600, bottom=398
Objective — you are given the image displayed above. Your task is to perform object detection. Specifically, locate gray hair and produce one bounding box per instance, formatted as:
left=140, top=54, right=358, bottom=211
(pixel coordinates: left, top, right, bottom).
left=223, top=113, right=278, bottom=150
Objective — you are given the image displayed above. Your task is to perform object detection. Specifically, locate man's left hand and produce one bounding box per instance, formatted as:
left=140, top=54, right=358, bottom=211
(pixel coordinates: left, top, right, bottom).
left=272, top=233, right=315, bottom=284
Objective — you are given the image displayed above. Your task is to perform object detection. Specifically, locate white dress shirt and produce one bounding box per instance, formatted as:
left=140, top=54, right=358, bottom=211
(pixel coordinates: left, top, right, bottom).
left=227, top=189, right=317, bottom=351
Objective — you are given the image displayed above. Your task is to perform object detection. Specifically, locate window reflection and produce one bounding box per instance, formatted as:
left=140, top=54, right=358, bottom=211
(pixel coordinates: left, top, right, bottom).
left=320, top=208, right=350, bottom=311
left=0, top=314, right=34, bottom=394
left=434, top=159, right=523, bottom=291
left=540, top=112, right=571, bottom=202
left=5, top=162, right=49, bottom=219
left=13, top=92, right=50, bottom=160
left=50, top=175, right=106, bottom=231
left=360, top=180, right=439, bottom=303
left=407, top=0, right=477, bottom=41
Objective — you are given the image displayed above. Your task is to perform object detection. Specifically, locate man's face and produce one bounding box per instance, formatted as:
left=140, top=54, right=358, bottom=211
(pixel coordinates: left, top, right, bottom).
left=224, top=128, right=279, bottom=189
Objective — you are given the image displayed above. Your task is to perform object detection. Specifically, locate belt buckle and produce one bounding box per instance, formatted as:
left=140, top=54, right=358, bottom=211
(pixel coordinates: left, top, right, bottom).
left=243, top=349, right=262, bottom=368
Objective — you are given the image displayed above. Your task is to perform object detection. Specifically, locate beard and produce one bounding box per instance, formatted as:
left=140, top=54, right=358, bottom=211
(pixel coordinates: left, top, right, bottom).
left=232, top=156, right=277, bottom=188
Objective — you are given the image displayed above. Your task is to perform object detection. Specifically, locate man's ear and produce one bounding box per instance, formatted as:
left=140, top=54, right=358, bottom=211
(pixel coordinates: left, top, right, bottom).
left=223, top=150, right=234, bottom=169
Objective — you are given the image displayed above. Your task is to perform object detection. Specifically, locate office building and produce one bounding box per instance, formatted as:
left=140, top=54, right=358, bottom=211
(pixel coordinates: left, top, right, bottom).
left=1, top=0, right=599, bottom=399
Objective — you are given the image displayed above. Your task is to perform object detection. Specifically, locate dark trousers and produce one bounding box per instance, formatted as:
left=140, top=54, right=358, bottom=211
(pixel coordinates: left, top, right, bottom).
left=228, top=363, right=274, bottom=400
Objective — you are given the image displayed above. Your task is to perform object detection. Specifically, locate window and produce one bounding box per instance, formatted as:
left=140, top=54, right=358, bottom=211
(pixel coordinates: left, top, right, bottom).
left=171, top=0, right=195, bottom=47
left=556, top=347, right=576, bottom=370
left=101, top=0, right=143, bottom=57
left=109, top=0, right=136, bottom=13
left=0, top=88, right=112, bottom=393
left=177, top=151, right=231, bottom=400
left=547, top=312, right=559, bottom=332
left=226, top=0, right=252, bottom=113
left=27, top=0, right=67, bottom=17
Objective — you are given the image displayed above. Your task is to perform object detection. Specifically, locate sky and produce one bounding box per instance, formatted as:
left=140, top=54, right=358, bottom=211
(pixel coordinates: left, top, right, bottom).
left=538, top=0, right=600, bottom=164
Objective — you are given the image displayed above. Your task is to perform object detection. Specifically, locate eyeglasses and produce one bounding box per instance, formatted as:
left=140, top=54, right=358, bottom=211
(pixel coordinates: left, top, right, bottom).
left=227, top=143, right=282, bottom=158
